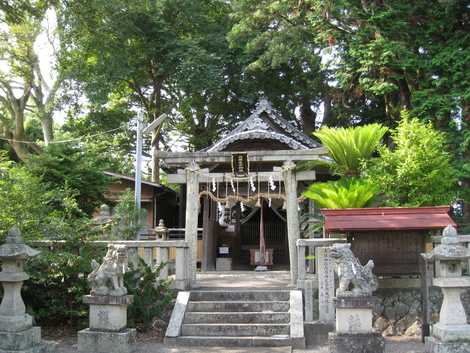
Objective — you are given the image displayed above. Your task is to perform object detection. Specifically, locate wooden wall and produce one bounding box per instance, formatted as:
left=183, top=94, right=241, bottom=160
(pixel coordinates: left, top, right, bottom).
left=350, top=230, right=427, bottom=275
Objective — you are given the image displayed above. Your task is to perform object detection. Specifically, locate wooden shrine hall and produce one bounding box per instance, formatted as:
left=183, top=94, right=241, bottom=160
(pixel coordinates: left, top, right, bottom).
left=157, top=99, right=329, bottom=286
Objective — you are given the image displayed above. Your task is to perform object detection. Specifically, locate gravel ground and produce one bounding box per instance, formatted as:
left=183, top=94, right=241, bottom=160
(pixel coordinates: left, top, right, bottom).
left=50, top=336, right=425, bottom=353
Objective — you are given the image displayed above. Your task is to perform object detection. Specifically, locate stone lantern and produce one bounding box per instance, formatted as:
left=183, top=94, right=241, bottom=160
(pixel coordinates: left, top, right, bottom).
left=0, top=226, right=49, bottom=353
left=423, top=225, right=470, bottom=353
left=155, top=219, right=169, bottom=240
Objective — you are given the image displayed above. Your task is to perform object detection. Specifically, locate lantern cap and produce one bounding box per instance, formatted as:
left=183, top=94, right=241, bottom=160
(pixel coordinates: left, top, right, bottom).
left=423, top=225, right=470, bottom=261
left=0, top=226, right=40, bottom=259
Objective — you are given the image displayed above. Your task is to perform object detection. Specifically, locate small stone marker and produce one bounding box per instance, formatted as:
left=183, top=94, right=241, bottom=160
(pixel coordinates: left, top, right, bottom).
left=327, top=244, right=384, bottom=353
left=0, top=226, right=53, bottom=353
left=78, top=244, right=136, bottom=353
left=316, top=246, right=335, bottom=324
left=423, top=225, right=470, bottom=353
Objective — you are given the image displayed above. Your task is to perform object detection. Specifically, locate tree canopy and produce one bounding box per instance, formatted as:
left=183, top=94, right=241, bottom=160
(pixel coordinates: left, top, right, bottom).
left=0, top=0, right=468, bottom=211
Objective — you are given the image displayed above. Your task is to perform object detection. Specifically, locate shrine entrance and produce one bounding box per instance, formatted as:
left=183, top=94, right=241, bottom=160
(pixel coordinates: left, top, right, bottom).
left=156, top=99, right=328, bottom=288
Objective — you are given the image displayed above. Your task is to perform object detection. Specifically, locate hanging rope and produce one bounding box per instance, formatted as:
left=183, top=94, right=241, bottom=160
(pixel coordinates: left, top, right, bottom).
left=198, top=190, right=287, bottom=204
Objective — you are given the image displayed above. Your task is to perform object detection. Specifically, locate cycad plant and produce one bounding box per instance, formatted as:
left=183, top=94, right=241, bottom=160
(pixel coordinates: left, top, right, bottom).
left=303, top=178, right=378, bottom=209
left=314, top=123, right=388, bottom=176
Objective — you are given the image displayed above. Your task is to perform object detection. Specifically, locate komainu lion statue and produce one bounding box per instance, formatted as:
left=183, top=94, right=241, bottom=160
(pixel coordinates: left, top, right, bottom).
left=88, top=244, right=128, bottom=296
left=329, top=243, right=378, bottom=297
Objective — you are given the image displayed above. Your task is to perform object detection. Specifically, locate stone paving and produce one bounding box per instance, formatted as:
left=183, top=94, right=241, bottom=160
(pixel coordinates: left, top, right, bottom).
left=195, top=271, right=292, bottom=289
left=52, top=336, right=425, bottom=353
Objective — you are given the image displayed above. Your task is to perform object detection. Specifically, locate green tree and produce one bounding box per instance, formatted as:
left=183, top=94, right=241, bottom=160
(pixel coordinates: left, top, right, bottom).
left=27, top=144, right=111, bottom=215
left=58, top=0, right=237, bottom=178
left=363, top=114, right=458, bottom=206
left=0, top=1, right=63, bottom=159
left=0, top=151, right=93, bottom=240
left=313, top=123, right=387, bottom=176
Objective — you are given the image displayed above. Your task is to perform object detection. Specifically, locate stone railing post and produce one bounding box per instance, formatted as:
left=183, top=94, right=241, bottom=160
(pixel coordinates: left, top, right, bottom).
left=297, top=242, right=306, bottom=287
left=174, top=244, right=190, bottom=290
left=0, top=227, right=53, bottom=353
left=127, top=246, right=139, bottom=269
left=143, top=246, right=153, bottom=267
left=78, top=244, right=135, bottom=353
left=156, top=246, right=169, bottom=279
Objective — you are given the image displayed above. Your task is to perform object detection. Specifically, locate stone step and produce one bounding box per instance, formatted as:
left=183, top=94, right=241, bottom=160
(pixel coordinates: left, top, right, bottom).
left=182, top=323, right=290, bottom=337
left=189, top=290, right=290, bottom=302
left=184, top=311, right=290, bottom=324
left=187, top=301, right=290, bottom=313
left=167, top=335, right=293, bottom=347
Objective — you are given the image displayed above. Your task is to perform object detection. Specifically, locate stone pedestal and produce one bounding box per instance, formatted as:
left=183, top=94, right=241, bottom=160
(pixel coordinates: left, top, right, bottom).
left=424, top=278, right=470, bottom=352
left=328, top=296, right=384, bottom=353
left=425, top=336, right=470, bottom=353
left=78, top=295, right=135, bottom=353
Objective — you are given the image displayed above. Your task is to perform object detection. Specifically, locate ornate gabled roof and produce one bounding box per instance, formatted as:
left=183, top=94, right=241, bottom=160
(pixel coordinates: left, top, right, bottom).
left=205, top=99, right=321, bottom=152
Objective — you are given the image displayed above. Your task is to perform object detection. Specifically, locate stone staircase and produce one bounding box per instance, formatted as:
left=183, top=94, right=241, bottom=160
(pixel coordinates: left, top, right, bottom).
left=165, top=289, right=305, bottom=348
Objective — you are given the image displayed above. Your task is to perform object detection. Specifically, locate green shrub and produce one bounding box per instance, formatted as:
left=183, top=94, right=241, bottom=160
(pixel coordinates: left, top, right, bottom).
left=363, top=113, right=458, bottom=206
left=303, top=178, right=378, bottom=209
left=24, top=242, right=106, bottom=327
left=125, top=259, right=173, bottom=331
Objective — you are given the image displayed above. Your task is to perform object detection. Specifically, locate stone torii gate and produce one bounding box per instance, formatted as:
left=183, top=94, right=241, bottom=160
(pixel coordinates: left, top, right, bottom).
left=157, top=148, right=327, bottom=287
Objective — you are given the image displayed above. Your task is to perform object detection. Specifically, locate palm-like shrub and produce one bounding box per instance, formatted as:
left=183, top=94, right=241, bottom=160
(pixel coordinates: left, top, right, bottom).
left=314, top=123, right=388, bottom=176
left=303, top=178, right=378, bottom=209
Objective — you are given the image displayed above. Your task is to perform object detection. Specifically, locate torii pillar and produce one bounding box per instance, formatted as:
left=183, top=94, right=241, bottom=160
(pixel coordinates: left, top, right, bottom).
left=283, top=160, right=300, bottom=285
left=185, top=161, right=200, bottom=286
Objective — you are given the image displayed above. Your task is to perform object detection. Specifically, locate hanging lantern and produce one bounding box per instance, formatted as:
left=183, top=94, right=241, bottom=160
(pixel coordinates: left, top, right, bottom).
left=255, top=197, right=262, bottom=208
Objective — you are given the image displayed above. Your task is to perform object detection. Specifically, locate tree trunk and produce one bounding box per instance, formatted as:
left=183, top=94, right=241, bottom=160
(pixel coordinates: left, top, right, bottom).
left=300, top=97, right=316, bottom=135
left=11, top=110, right=30, bottom=160
left=151, top=130, right=160, bottom=183
left=321, top=94, right=335, bottom=127
left=40, top=113, right=54, bottom=145
left=397, top=78, right=412, bottom=110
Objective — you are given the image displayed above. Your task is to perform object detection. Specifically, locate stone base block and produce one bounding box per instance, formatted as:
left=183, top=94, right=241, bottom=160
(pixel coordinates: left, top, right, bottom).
left=336, top=307, right=372, bottom=334
left=77, top=328, right=136, bottom=353
left=304, top=321, right=333, bottom=348
left=425, top=336, right=470, bottom=353
left=328, top=332, right=385, bottom=353
left=89, top=304, right=128, bottom=332
left=0, top=326, right=41, bottom=351
left=0, top=314, right=32, bottom=332
left=83, top=295, right=133, bottom=332
left=432, top=323, right=470, bottom=342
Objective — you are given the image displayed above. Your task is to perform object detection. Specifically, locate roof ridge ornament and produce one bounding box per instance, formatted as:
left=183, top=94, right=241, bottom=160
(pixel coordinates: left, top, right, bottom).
left=203, top=98, right=321, bottom=152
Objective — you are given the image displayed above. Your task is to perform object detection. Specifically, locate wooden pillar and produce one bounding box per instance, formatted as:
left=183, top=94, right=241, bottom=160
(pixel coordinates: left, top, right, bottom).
left=178, top=185, right=186, bottom=228
left=283, top=160, right=300, bottom=285
left=185, top=161, right=199, bottom=286
left=202, top=196, right=210, bottom=271
left=208, top=199, right=217, bottom=270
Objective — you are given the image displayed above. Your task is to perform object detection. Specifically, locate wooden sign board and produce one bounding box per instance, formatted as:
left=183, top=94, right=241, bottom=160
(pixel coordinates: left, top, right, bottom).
left=231, top=152, right=249, bottom=177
